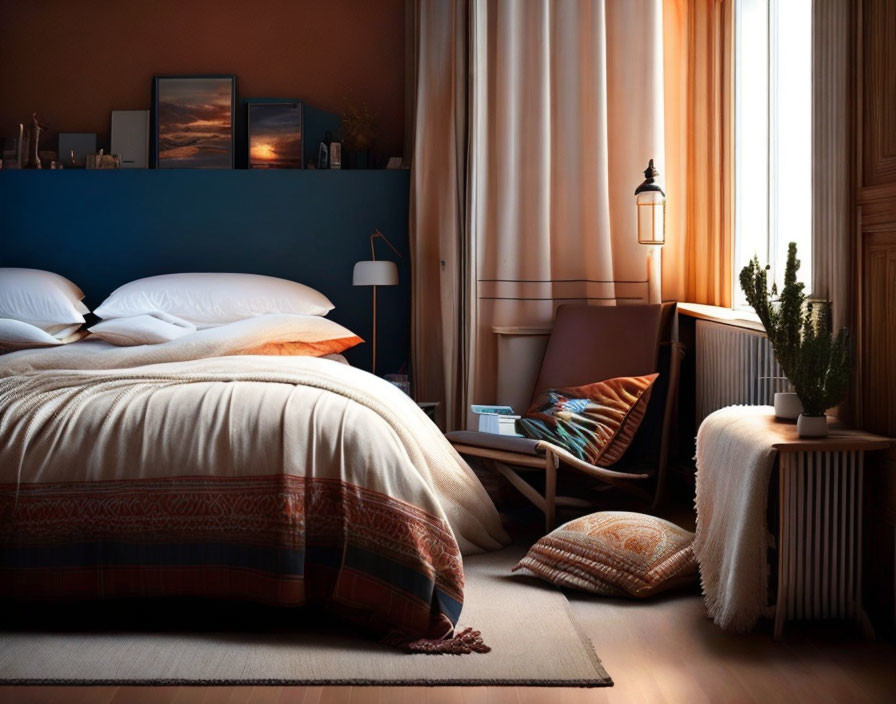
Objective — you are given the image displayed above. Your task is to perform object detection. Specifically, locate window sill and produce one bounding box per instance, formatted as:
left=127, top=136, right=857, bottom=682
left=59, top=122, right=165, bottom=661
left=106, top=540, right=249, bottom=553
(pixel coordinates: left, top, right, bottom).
left=491, top=305, right=766, bottom=336
left=676, top=302, right=765, bottom=333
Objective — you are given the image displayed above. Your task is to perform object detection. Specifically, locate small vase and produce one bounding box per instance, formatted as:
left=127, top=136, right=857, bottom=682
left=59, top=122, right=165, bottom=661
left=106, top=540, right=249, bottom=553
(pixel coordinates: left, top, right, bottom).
left=774, top=392, right=803, bottom=420
left=797, top=414, right=828, bottom=438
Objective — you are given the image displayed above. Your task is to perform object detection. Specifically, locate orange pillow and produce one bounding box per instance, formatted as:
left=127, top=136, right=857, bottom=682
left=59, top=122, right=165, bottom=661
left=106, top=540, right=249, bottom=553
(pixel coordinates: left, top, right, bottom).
left=518, top=373, right=657, bottom=465
left=513, top=511, right=697, bottom=598
left=238, top=334, right=363, bottom=357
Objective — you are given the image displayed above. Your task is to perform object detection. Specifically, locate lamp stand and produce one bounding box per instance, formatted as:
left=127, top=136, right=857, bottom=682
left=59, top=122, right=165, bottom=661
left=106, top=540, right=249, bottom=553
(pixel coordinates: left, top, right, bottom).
left=371, top=284, right=378, bottom=374
left=360, top=229, right=402, bottom=376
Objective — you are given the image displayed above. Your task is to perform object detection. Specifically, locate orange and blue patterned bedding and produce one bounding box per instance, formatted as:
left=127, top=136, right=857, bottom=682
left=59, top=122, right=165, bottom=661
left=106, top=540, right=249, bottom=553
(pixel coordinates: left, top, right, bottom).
left=0, top=342, right=507, bottom=641
left=1, top=475, right=463, bottom=639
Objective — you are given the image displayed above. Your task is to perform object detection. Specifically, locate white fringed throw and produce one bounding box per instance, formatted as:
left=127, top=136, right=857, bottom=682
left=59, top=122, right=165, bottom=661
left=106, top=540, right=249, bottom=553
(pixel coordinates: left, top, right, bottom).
left=694, top=406, right=778, bottom=631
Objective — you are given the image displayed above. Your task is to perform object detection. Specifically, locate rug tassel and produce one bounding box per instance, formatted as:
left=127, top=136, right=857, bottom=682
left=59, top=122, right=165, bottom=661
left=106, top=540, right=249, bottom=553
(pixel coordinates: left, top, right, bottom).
left=386, top=627, right=491, bottom=655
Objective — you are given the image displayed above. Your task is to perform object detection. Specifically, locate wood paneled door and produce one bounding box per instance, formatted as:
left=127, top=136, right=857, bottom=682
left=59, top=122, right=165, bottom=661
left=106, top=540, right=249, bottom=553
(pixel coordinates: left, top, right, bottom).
left=860, top=0, right=896, bottom=191
left=856, top=0, right=896, bottom=637
left=861, top=231, right=896, bottom=434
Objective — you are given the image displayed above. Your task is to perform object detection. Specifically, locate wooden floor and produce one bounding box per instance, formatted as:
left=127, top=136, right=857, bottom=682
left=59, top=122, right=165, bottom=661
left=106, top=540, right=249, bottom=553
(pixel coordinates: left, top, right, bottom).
left=3, top=588, right=895, bottom=704
left=4, top=497, right=895, bottom=703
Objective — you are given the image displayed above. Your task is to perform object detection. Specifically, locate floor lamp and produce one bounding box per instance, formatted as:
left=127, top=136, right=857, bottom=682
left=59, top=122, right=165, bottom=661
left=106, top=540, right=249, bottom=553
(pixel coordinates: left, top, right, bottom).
left=352, top=229, right=400, bottom=374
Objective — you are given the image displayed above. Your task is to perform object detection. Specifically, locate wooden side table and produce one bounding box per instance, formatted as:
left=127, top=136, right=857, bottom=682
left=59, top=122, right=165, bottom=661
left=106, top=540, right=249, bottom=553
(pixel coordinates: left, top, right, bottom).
left=763, top=417, right=891, bottom=639
left=416, top=401, right=439, bottom=422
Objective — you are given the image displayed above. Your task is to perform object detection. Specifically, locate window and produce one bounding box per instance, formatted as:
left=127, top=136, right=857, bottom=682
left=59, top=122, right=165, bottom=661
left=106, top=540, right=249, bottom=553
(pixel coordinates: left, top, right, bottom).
left=734, top=0, right=812, bottom=306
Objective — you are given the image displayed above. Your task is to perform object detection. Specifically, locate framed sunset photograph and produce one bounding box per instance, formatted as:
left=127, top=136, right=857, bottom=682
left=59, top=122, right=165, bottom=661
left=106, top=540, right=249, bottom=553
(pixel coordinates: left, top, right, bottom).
left=247, top=101, right=303, bottom=169
left=154, top=75, right=235, bottom=168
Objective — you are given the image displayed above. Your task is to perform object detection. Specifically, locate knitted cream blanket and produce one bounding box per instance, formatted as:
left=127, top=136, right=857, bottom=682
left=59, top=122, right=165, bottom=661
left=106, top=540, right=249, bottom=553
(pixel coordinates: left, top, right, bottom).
left=694, top=405, right=778, bottom=631
left=0, top=321, right=508, bottom=556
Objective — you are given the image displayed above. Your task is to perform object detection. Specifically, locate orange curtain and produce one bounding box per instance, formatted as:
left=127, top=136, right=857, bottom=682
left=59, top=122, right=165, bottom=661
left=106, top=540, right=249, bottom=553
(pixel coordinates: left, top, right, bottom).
left=662, top=0, right=734, bottom=307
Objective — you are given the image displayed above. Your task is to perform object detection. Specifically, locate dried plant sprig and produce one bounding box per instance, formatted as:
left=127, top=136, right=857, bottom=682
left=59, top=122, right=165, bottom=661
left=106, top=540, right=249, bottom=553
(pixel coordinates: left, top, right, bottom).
left=739, top=242, right=850, bottom=417
left=341, top=100, right=377, bottom=152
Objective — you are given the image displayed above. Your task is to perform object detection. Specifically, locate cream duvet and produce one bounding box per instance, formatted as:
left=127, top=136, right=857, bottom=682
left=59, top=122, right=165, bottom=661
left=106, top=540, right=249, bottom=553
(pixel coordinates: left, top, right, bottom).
left=0, top=318, right=508, bottom=640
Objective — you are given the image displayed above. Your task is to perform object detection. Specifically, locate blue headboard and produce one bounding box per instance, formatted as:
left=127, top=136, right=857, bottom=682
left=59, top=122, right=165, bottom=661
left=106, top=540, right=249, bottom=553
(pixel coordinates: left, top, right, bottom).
left=0, top=169, right=411, bottom=374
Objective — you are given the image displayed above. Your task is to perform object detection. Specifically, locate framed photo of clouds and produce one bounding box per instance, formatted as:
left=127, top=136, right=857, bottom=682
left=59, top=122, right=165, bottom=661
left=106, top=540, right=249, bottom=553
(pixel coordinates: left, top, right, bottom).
left=153, top=75, right=235, bottom=168
left=247, top=101, right=303, bottom=169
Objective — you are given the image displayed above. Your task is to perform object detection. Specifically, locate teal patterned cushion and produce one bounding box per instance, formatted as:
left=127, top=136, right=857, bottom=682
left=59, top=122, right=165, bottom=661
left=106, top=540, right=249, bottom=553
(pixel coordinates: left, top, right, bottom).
left=517, top=374, right=658, bottom=465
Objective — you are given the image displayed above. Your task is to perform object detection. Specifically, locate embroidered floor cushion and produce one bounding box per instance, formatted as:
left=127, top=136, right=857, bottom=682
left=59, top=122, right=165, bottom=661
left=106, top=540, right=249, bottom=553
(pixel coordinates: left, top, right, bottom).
left=517, top=373, right=658, bottom=466
left=513, top=511, right=697, bottom=598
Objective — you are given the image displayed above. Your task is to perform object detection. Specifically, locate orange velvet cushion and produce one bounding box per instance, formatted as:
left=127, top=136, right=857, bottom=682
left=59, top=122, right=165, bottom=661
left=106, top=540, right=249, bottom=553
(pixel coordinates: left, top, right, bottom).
left=237, top=335, right=363, bottom=357
left=518, top=373, right=657, bottom=466
left=513, top=511, right=697, bottom=598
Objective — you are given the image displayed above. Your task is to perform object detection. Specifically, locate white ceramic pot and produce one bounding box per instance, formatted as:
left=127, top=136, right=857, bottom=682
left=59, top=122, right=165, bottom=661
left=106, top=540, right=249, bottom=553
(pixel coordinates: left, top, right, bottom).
left=774, top=392, right=804, bottom=420
left=797, top=414, right=828, bottom=438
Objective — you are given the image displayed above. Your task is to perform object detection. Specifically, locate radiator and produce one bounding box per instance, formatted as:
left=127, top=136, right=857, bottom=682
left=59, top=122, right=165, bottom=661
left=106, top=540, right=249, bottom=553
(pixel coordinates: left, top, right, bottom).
left=696, top=319, right=789, bottom=421
left=775, top=450, right=870, bottom=639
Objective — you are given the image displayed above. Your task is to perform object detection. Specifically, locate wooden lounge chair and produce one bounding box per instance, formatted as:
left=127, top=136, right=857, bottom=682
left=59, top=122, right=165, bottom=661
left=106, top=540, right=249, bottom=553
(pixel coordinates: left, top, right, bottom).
left=446, top=303, right=682, bottom=530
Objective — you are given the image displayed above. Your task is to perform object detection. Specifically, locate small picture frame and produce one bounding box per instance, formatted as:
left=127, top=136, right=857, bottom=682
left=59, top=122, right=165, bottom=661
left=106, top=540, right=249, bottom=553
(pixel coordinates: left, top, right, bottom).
left=246, top=101, right=303, bottom=169
left=58, top=133, right=97, bottom=168
left=154, top=75, right=235, bottom=169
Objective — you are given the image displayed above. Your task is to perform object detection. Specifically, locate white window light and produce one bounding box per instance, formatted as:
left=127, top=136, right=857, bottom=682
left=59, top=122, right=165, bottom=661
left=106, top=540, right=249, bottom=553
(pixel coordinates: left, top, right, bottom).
left=734, top=0, right=812, bottom=306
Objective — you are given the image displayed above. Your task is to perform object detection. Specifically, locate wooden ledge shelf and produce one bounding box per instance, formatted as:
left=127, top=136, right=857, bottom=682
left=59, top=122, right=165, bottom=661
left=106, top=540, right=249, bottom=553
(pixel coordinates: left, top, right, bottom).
left=754, top=413, right=893, bottom=453
left=677, top=301, right=765, bottom=332
left=0, top=168, right=405, bottom=176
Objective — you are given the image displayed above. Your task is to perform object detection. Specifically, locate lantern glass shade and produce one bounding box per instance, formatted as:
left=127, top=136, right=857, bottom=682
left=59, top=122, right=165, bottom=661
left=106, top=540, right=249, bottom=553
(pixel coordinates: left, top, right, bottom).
left=636, top=189, right=666, bottom=246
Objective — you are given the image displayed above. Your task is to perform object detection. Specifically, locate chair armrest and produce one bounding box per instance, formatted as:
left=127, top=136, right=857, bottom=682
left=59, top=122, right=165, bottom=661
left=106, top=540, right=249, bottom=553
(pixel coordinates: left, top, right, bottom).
left=445, top=430, right=544, bottom=456
left=543, top=442, right=650, bottom=480
left=447, top=431, right=649, bottom=481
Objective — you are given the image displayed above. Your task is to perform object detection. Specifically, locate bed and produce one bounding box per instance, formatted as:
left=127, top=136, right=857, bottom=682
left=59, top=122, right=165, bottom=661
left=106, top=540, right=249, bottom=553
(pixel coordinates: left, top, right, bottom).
left=0, top=316, right=508, bottom=642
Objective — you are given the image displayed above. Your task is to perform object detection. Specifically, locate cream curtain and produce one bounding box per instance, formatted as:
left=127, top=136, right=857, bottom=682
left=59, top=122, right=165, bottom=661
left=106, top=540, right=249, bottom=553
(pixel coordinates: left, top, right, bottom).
left=408, top=0, right=471, bottom=430
left=661, top=0, right=734, bottom=307
left=469, top=0, right=665, bottom=423
left=411, top=0, right=667, bottom=429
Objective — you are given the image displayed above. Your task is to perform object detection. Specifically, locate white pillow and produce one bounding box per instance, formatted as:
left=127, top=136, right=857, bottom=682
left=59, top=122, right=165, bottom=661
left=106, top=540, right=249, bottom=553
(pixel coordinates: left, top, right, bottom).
left=10, top=322, right=85, bottom=339
left=0, top=318, right=87, bottom=350
left=89, top=314, right=361, bottom=356
left=88, top=313, right=197, bottom=346
left=44, top=323, right=86, bottom=340
left=0, top=268, right=89, bottom=327
left=202, top=314, right=362, bottom=356
left=94, top=273, right=334, bottom=327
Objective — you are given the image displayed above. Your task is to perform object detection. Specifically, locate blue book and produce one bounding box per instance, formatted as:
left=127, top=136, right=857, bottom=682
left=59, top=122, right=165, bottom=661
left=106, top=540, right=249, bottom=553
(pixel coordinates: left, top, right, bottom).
left=471, top=404, right=516, bottom=416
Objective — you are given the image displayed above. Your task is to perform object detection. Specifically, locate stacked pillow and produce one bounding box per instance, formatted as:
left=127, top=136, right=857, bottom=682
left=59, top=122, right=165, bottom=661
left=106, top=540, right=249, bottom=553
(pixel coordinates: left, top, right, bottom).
left=93, top=272, right=335, bottom=328
left=0, top=268, right=90, bottom=349
left=89, top=311, right=197, bottom=346
left=0, top=270, right=361, bottom=358
left=89, top=273, right=361, bottom=356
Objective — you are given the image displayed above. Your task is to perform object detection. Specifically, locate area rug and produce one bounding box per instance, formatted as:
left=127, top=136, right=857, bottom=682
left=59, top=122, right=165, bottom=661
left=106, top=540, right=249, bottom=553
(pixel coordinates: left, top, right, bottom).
left=0, top=547, right=611, bottom=687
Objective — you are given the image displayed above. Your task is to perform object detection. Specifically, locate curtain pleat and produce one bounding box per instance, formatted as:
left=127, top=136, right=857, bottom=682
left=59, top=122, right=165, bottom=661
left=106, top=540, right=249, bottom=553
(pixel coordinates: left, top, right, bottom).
left=662, top=0, right=734, bottom=307
left=409, top=0, right=470, bottom=430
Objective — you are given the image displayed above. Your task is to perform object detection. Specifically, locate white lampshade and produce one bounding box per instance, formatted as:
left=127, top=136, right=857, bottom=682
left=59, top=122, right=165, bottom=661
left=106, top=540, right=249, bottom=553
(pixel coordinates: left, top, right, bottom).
left=353, top=260, right=398, bottom=286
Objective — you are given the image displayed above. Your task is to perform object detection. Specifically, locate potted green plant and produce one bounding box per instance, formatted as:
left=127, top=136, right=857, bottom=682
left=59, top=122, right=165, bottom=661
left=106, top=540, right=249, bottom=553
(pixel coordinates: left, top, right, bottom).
left=739, top=242, right=850, bottom=437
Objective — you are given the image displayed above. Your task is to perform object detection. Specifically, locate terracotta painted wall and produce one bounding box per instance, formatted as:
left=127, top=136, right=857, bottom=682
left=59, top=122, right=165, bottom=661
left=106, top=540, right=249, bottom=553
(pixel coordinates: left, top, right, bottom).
left=0, top=0, right=405, bottom=160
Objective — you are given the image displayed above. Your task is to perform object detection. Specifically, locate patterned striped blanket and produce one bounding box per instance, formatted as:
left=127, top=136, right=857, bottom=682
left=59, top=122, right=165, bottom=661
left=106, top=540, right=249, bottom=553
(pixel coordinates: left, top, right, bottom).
left=0, top=348, right=508, bottom=640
